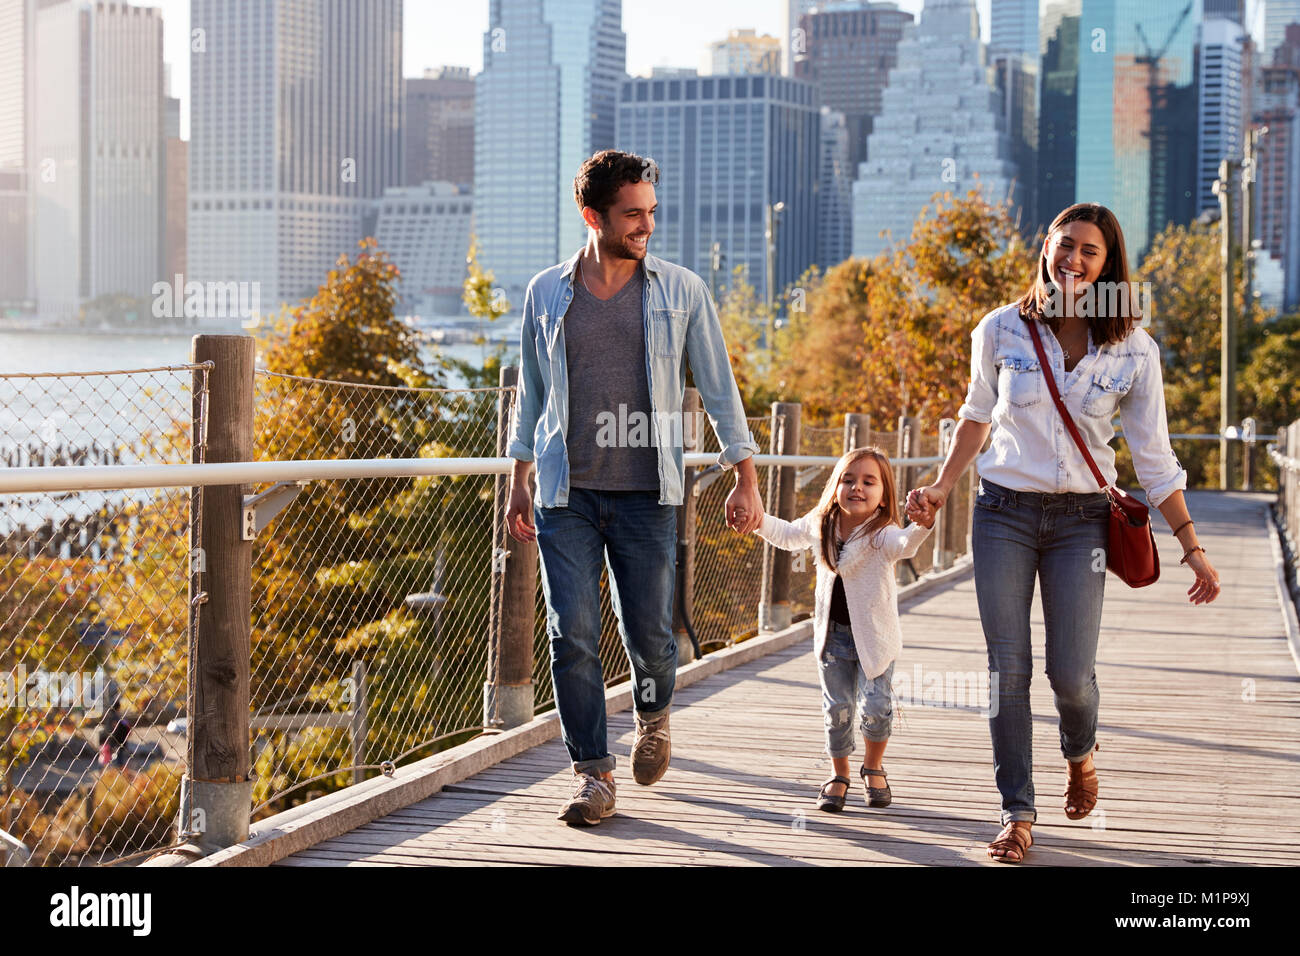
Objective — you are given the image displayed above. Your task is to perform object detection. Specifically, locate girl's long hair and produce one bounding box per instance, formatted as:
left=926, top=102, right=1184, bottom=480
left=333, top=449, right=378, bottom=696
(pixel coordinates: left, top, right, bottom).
left=1015, top=202, right=1140, bottom=346
left=816, top=446, right=901, bottom=570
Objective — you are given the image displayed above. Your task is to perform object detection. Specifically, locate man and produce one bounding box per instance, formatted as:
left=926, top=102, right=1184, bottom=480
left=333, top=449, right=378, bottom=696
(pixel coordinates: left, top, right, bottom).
left=506, top=150, right=763, bottom=826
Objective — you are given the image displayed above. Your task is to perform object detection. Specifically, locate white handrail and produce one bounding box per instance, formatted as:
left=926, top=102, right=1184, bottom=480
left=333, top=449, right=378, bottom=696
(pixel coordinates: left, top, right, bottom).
left=0, top=453, right=946, bottom=496
left=0, top=828, right=31, bottom=867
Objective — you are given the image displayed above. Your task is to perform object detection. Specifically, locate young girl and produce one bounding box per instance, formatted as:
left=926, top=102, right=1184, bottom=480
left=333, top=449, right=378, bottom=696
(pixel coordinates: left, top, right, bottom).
left=748, top=446, right=934, bottom=811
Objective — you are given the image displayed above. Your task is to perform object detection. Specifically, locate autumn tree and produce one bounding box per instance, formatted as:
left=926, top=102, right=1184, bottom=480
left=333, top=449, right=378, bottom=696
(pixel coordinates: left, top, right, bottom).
left=248, top=239, right=504, bottom=811
left=770, top=187, right=1036, bottom=425
left=1138, top=220, right=1293, bottom=487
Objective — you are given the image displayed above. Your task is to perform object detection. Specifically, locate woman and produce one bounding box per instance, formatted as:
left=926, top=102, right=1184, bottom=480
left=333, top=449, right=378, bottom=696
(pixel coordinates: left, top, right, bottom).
left=906, top=203, right=1220, bottom=863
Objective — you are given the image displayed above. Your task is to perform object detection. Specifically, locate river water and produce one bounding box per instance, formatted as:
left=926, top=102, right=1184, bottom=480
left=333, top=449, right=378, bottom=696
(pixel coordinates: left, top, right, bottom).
left=0, top=328, right=518, bottom=536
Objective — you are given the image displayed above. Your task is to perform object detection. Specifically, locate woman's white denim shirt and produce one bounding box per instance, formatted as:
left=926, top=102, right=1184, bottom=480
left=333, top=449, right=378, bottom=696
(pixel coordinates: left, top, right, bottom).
left=508, top=250, right=759, bottom=508
left=957, top=303, right=1187, bottom=507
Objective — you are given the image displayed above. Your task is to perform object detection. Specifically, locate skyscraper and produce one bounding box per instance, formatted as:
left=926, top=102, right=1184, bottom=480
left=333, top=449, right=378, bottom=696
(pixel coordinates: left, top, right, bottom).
left=991, top=51, right=1039, bottom=230
left=818, top=107, right=854, bottom=269
left=188, top=0, right=403, bottom=310
left=1264, top=1, right=1300, bottom=62
left=852, top=0, right=1020, bottom=260
left=709, top=29, right=782, bottom=76
left=792, top=2, right=913, bottom=175
left=32, top=0, right=164, bottom=320
left=1256, top=24, right=1300, bottom=312
left=989, top=0, right=1038, bottom=58
left=474, top=0, right=625, bottom=299
left=0, top=0, right=35, bottom=305
left=374, top=182, right=472, bottom=316
left=1075, top=0, right=1200, bottom=266
left=1203, top=0, right=1243, bottom=22
left=404, top=67, right=474, bottom=188
left=615, top=71, right=819, bottom=297
left=1038, top=0, right=1081, bottom=227
left=782, top=0, right=820, bottom=76
left=1196, top=17, right=1247, bottom=216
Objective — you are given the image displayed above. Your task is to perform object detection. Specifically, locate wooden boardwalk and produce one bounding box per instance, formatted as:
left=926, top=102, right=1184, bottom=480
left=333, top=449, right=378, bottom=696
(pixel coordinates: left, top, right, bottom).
left=275, top=492, right=1300, bottom=866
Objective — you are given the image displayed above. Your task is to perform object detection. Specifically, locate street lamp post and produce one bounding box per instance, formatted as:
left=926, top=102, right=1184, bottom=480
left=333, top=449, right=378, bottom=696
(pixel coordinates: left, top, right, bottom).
left=1212, top=159, right=1236, bottom=491
left=1241, top=125, right=1268, bottom=321
left=764, top=201, right=785, bottom=358
left=709, top=241, right=725, bottom=303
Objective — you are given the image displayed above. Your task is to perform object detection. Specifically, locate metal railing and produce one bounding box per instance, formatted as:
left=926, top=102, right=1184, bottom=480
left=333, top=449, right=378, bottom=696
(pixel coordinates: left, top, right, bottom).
left=1269, top=421, right=1300, bottom=595
left=0, top=342, right=971, bottom=865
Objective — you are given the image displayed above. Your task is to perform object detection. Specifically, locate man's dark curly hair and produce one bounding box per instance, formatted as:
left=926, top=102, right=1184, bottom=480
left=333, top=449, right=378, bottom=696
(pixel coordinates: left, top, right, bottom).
left=574, top=150, right=660, bottom=220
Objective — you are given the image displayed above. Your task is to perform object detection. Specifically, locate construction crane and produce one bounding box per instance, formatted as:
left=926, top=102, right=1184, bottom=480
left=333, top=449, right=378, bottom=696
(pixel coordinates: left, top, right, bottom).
left=1134, top=2, right=1195, bottom=253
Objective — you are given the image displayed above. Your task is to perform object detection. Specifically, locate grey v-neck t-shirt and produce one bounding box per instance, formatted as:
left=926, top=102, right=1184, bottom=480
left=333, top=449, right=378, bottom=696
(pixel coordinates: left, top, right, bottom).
left=563, top=263, right=660, bottom=491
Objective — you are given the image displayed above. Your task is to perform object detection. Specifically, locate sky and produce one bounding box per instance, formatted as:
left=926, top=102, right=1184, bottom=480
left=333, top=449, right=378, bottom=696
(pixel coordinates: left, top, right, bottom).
left=155, top=0, right=1266, bottom=140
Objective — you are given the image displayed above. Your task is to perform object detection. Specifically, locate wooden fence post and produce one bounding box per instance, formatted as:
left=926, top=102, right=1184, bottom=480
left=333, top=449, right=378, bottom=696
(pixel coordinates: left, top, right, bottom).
left=486, top=366, right=536, bottom=729
left=935, top=418, right=957, bottom=569
left=1241, top=417, right=1256, bottom=491
left=185, top=334, right=254, bottom=852
left=760, top=402, right=801, bottom=632
left=349, top=659, right=367, bottom=786
left=672, top=388, right=700, bottom=664
left=896, top=415, right=918, bottom=584
left=843, top=413, right=871, bottom=452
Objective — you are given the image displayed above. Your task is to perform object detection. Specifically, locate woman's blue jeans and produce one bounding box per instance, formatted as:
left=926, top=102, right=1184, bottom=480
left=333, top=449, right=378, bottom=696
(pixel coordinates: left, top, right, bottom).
left=972, top=479, right=1109, bottom=825
left=535, top=488, right=678, bottom=775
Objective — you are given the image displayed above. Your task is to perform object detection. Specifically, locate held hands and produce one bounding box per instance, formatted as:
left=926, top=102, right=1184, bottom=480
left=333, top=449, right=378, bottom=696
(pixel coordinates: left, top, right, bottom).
left=725, top=480, right=764, bottom=534
left=905, top=485, right=945, bottom=529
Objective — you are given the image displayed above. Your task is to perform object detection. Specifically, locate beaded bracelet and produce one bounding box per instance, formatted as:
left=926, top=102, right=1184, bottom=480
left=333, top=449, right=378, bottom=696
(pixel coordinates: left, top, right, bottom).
left=1171, top=519, right=1194, bottom=538
left=1179, top=545, right=1206, bottom=565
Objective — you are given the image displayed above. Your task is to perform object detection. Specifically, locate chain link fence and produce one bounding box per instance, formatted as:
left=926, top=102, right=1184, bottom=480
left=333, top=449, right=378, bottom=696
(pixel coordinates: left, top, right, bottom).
left=3, top=359, right=979, bottom=864
left=1, top=365, right=206, bottom=866
left=248, top=371, right=504, bottom=816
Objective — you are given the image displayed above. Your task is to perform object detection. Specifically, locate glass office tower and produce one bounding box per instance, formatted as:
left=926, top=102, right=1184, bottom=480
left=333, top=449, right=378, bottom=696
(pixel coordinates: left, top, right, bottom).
left=1038, top=1, right=1081, bottom=232
left=474, top=0, right=626, bottom=299
left=615, top=71, right=820, bottom=297
left=1076, top=0, right=1202, bottom=266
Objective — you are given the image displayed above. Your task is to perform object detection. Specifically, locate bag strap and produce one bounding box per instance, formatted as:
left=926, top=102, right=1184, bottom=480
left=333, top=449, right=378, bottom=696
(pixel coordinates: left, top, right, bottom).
left=1025, top=319, right=1108, bottom=492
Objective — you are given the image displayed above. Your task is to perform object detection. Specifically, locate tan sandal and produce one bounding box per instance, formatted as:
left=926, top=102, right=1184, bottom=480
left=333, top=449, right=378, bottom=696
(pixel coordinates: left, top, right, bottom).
left=987, top=821, right=1033, bottom=864
left=1064, top=743, right=1099, bottom=820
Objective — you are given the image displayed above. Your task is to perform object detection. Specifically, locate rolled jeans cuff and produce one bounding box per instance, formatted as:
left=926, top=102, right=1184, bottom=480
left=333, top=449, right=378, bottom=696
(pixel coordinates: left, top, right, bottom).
left=636, top=699, right=672, bottom=720
left=574, top=755, right=616, bottom=776
left=1000, top=809, right=1037, bottom=825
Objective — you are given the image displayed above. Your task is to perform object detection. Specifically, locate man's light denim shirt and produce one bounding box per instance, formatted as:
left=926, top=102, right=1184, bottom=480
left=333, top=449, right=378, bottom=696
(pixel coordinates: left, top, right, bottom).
left=508, top=250, right=759, bottom=508
left=958, top=303, right=1187, bottom=507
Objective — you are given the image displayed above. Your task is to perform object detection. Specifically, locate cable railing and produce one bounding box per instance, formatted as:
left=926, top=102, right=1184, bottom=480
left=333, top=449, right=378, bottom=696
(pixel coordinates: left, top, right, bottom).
left=0, top=341, right=969, bottom=866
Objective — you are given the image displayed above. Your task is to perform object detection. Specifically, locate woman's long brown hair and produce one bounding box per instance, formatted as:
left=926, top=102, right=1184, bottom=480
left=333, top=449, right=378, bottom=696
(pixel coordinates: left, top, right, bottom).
left=816, top=447, right=901, bottom=570
left=1015, top=202, right=1140, bottom=346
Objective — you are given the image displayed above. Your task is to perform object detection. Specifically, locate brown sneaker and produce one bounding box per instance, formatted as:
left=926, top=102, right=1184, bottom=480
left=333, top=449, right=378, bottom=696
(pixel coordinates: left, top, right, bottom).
left=556, top=769, right=616, bottom=826
left=631, top=706, right=671, bottom=785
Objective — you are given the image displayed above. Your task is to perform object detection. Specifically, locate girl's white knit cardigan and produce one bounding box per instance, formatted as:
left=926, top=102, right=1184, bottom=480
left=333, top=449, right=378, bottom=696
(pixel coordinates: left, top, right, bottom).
left=756, top=509, right=933, bottom=678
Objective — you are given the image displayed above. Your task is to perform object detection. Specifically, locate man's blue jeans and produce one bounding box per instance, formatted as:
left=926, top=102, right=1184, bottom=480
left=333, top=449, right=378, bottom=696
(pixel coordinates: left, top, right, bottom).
left=535, top=488, right=678, bottom=774
left=972, top=479, right=1109, bottom=825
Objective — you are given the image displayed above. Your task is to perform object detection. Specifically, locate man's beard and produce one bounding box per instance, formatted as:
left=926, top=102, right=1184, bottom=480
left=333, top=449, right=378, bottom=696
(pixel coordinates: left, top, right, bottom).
left=598, top=231, right=649, bottom=260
